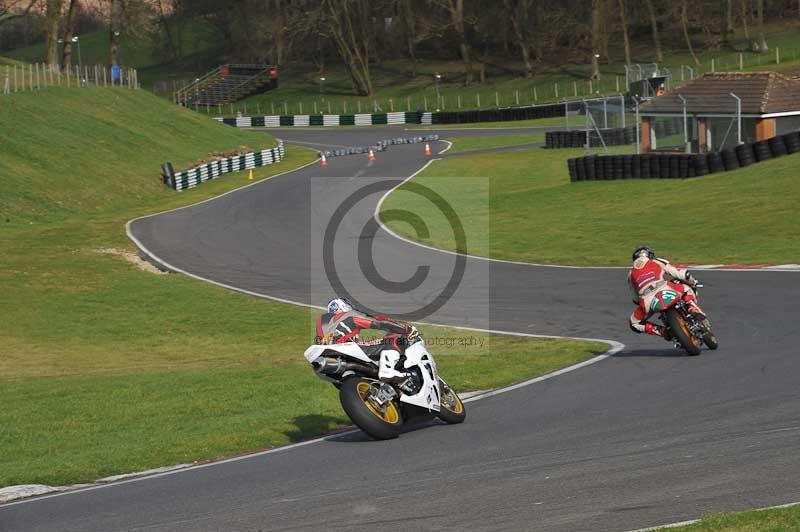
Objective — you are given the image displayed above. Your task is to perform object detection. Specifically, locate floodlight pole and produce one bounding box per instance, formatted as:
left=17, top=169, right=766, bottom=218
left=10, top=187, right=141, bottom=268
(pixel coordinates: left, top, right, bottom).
left=635, top=95, right=640, bottom=155
left=678, top=94, right=689, bottom=153
left=620, top=94, right=626, bottom=129
left=584, top=100, right=590, bottom=155
left=730, top=92, right=742, bottom=144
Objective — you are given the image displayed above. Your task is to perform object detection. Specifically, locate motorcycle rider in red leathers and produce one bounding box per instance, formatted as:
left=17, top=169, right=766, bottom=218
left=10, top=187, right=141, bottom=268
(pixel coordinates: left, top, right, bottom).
left=316, top=298, right=419, bottom=382
left=628, top=246, right=705, bottom=339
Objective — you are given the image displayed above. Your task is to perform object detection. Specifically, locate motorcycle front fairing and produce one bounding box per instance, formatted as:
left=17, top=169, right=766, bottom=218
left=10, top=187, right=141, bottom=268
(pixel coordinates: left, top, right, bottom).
left=399, top=339, right=441, bottom=412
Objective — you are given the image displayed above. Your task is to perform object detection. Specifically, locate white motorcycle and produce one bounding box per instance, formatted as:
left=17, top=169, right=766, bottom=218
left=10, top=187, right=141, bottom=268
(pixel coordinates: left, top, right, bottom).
left=304, top=333, right=466, bottom=440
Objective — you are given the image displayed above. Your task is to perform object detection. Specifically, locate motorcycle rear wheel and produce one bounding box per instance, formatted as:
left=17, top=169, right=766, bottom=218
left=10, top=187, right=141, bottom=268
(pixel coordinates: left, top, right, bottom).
left=437, top=379, right=466, bottom=424
left=665, top=309, right=702, bottom=356
left=339, top=377, right=403, bottom=440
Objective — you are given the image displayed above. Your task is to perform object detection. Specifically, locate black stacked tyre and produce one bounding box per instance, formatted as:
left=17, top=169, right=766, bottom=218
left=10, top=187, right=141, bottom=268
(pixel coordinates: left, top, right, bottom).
left=568, top=158, right=578, bottom=182
left=768, top=136, right=788, bottom=158
left=678, top=155, right=689, bottom=178
left=783, top=131, right=800, bottom=154
left=639, top=155, right=652, bottom=179
left=669, top=155, right=681, bottom=178
left=585, top=155, right=597, bottom=180
left=692, top=154, right=710, bottom=177
left=575, top=157, right=586, bottom=181
left=707, top=151, right=725, bottom=174
left=754, top=140, right=772, bottom=161
left=721, top=148, right=739, bottom=171
left=623, top=155, right=633, bottom=179
left=735, top=143, right=756, bottom=167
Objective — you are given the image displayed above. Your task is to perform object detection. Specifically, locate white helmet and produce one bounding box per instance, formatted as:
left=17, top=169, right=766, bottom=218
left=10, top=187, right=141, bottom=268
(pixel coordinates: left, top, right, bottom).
left=326, top=298, right=353, bottom=314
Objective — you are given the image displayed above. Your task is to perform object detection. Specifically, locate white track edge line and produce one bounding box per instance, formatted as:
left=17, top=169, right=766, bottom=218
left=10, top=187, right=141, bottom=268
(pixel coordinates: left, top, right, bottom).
left=373, top=158, right=799, bottom=273
left=626, top=500, right=800, bottom=532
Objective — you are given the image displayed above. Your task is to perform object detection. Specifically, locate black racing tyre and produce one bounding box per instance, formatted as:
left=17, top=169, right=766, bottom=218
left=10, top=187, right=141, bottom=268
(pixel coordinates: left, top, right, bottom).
left=783, top=131, right=800, bottom=154
left=339, top=377, right=403, bottom=440
left=437, top=379, right=467, bottom=424
left=768, top=136, right=788, bottom=158
left=735, top=143, right=756, bottom=167
left=665, top=309, right=702, bottom=356
left=754, top=140, right=772, bottom=161
left=707, top=151, right=725, bottom=173
left=721, top=148, right=739, bottom=171
left=703, top=330, right=719, bottom=350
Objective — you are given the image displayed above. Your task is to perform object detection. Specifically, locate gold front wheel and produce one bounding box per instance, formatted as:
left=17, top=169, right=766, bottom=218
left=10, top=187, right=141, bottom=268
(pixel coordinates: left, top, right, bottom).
left=438, top=379, right=467, bottom=424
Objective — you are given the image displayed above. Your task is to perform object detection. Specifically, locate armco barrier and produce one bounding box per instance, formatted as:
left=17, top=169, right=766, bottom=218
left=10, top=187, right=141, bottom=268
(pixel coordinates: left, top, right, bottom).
left=164, top=142, right=285, bottom=191
left=568, top=132, right=799, bottom=183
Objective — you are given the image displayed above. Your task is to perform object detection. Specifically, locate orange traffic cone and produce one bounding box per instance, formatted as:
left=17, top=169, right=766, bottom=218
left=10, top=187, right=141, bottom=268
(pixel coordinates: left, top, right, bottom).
left=321, top=154, right=328, bottom=167
left=424, top=142, right=432, bottom=156
left=368, top=149, right=376, bottom=161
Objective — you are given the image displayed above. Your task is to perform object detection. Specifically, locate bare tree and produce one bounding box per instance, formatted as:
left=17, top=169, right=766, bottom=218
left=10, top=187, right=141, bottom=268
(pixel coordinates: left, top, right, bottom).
left=681, top=0, right=700, bottom=65
left=740, top=0, right=750, bottom=40
left=503, top=0, right=535, bottom=77
left=431, top=0, right=473, bottom=85
left=60, top=0, right=77, bottom=67
left=324, top=0, right=375, bottom=96
left=398, top=0, right=418, bottom=76
left=108, top=0, right=121, bottom=65
left=590, top=0, right=603, bottom=80
left=618, top=0, right=631, bottom=65
left=643, top=0, right=663, bottom=62
left=756, top=0, right=768, bottom=52
left=43, top=0, right=63, bottom=64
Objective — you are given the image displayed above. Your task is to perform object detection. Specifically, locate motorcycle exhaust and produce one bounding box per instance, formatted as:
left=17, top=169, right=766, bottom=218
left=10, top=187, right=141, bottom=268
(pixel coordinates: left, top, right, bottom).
left=312, top=357, right=378, bottom=378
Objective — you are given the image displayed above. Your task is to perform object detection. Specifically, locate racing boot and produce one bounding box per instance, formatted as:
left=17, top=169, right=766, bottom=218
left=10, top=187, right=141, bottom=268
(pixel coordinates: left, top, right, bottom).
left=378, top=349, right=412, bottom=382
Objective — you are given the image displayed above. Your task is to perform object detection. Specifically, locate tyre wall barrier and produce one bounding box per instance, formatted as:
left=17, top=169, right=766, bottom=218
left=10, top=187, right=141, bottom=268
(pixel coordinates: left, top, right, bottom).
left=427, top=102, right=565, bottom=125
left=216, top=112, right=422, bottom=128
left=217, top=102, right=567, bottom=128
left=546, top=127, right=636, bottom=149
left=567, top=131, right=799, bottom=183
left=166, top=142, right=285, bottom=191
left=318, top=134, right=440, bottom=159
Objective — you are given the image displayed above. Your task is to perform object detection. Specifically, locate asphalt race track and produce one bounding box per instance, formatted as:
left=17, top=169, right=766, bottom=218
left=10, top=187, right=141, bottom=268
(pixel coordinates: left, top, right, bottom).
left=3, top=126, right=799, bottom=532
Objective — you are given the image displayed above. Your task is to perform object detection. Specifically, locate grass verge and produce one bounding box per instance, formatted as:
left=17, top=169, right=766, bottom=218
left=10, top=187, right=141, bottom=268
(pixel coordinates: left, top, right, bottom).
left=0, top=87, right=605, bottom=487
left=658, top=504, right=800, bottom=531
left=382, top=146, right=800, bottom=266
left=447, top=133, right=545, bottom=153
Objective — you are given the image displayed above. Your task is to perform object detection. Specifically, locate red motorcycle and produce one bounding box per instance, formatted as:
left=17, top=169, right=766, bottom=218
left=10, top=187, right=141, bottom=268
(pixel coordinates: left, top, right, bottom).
left=652, top=283, right=718, bottom=355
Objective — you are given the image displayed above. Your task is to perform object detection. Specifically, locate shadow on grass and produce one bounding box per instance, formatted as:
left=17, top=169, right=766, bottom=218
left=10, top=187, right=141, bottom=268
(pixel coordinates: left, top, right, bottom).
left=284, top=414, right=350, bottom=443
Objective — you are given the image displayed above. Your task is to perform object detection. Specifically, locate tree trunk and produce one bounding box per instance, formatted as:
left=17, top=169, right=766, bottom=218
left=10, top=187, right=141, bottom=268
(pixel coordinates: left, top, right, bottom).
left=61, top=0, right=77, bottom=68
left=447, top=0, right=472, bottom=86
left=756, top=0, right=768, bottom=52
left=618, top=0, right=631, bottom=65
left=720, top=0, right=728, bottom=47
left=399, top=0, right=417, bottom=77
left=325, top=0, right=373, bottom=96
left=590, top=0, right=603, bottom=81
left=43, top=0, right=62, bottom=65
left=109, top=0, right=120, bottom=66
left=740, top=0, right=749, bottom=40
left=682, top=0, right=700, bottom=65
left=505, top=0, right=533, bottom=77
left=644, top=0, right=663, bottom=62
